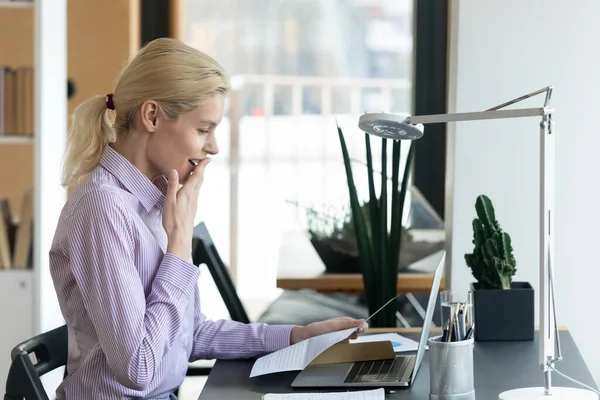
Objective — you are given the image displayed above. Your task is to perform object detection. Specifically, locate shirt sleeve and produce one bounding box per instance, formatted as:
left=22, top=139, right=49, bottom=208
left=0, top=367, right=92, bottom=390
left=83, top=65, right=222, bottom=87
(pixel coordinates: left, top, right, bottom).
left=189, top=287, right=294, bottom=361
left=67, top=190, right=200, bottom=391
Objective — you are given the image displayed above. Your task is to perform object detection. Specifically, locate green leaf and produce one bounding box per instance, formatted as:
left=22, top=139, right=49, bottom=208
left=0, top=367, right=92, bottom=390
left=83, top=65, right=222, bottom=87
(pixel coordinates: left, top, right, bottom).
left=336, top=122, right=376, bottom=311
left=388, top=139, right=402, bottom=289
left=393, top=141, right=415, bottom=287
left=379, top=138, right=389, bottom=303
left=365, top=134, right=381, bottom=279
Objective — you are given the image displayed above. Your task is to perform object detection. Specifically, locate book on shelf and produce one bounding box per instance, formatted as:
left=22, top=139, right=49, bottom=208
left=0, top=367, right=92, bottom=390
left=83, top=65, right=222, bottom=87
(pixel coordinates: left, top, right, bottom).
left=0, top=66, right=34, bottom=137
left=0, top=198, right=12, bottom=268
left=0, top=188, right=33, bottom=269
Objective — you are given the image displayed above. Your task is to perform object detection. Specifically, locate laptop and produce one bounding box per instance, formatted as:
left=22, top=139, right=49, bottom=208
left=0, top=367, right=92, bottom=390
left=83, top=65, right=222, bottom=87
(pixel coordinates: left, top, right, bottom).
left=291, top=251, right=445, bottom=389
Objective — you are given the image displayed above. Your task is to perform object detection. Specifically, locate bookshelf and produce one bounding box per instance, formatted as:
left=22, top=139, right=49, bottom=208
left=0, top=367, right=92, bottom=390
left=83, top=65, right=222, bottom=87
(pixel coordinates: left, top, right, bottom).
left=0, top=0, right=67, bottom=394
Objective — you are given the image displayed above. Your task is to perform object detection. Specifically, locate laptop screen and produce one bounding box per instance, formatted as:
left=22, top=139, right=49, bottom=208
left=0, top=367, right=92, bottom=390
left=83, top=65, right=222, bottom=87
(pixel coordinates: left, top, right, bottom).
left=411, top=251, right=446, bottom=383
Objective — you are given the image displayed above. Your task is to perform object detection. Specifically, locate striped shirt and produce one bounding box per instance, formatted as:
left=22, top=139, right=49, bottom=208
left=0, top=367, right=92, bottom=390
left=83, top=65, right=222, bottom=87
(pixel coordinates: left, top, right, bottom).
left=49, top=144, right=293, bottom=399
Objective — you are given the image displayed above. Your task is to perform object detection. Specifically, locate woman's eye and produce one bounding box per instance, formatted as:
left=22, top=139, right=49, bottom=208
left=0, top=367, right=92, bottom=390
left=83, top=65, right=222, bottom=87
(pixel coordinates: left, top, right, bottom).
left=197, top=129, right=210, bottom=135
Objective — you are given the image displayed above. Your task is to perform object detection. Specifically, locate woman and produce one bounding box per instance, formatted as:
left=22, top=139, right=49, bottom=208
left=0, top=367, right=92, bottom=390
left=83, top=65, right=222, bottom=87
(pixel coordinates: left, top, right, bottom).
left=49, top=37, right=365, bottom=400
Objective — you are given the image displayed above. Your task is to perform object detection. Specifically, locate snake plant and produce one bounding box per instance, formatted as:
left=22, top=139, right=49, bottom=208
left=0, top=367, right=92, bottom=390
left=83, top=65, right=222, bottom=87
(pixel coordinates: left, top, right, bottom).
left=337, top=123, right=414, bottom=328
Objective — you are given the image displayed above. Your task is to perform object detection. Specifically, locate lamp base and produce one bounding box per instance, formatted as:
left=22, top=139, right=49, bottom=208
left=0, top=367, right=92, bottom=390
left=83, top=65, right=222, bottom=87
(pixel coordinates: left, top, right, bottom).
left=499, top=387, right=598, bottom=399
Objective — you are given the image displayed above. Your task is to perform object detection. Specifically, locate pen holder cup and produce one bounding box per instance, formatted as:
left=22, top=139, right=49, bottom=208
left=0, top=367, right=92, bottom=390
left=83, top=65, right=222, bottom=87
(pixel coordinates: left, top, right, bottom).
left=428, top=335, right=475, bottom=400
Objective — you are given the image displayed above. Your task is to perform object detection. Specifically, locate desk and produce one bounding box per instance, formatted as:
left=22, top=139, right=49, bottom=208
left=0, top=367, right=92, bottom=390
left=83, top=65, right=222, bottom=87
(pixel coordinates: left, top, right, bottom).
left=198, top=329, right=597, bottom=399
left=276, top=231, right=445, bottom=294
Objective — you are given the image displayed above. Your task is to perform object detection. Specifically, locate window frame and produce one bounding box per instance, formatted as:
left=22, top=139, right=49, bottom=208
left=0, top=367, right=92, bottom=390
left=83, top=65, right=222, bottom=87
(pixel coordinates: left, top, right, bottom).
left=412, top=0, right=449, bottom=220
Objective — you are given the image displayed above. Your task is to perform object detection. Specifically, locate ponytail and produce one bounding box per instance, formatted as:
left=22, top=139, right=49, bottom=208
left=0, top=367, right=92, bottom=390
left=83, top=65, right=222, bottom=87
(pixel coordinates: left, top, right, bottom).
left=61, top=94, right=116, bottom=187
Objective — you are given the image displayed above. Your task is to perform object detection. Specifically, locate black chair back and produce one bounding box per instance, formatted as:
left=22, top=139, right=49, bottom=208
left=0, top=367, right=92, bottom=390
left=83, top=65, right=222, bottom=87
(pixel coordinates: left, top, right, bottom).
left=192, top=222, right=250, bottom=324
left=4, top=324, right=67, bottom=400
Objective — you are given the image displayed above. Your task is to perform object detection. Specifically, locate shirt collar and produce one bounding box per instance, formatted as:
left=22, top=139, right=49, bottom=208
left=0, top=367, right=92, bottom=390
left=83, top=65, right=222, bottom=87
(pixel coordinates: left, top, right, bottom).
left=99, top=144, right=167, bottom=212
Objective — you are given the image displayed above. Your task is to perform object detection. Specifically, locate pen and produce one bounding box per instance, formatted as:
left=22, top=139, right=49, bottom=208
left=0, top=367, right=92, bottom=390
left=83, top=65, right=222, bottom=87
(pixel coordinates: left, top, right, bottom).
left=464, top=323, right=475, bottom=340
left=441, top=321, right=450, bottom=342
left=457, top=304, right=466, bottom=341
left=447, top=305, right=458, bottom=342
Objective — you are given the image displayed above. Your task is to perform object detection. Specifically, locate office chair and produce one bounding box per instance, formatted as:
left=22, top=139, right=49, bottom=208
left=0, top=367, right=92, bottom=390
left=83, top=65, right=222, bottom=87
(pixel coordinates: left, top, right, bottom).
left=192, top=223, right=250, bottom=324
left=4, top=324, right=67, bottom=400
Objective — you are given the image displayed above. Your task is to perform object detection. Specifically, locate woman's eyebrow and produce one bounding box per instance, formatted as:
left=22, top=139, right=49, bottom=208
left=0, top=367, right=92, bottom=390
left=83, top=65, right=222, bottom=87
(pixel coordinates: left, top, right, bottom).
left=198, top=119, right=218, bottom=126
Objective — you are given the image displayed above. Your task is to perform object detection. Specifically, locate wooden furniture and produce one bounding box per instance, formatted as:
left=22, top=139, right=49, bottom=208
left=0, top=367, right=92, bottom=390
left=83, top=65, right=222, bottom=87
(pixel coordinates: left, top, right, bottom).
left=198, top=328, right=597, bottom=399
left=0, top=1, right=67, bottom=390
left=0, top=0, right=141, bottom=215
left=276, top=230, right=446, bottom=294
left=0, top=3, right=35, bottom=220
left=0, top=0, right=141, bottom=392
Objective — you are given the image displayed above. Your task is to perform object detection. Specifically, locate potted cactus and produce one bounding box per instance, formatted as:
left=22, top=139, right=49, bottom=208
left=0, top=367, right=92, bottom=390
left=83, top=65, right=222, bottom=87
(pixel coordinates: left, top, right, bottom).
left=465, top=194, right=534, bottom=341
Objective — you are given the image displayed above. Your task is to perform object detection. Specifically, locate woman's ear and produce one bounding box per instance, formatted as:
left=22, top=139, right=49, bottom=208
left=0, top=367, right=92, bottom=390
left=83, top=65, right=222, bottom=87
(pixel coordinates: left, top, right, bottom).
left=140, top=100, right=159, bottom=133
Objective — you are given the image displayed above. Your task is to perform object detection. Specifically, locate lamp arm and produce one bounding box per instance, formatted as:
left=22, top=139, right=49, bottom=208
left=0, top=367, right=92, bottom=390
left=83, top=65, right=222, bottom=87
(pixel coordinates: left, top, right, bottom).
left=406, top=107, right=553, bottom=125
left=487, top=86, right=553, bottom=111
left=406, top=86, right=554, bottom=126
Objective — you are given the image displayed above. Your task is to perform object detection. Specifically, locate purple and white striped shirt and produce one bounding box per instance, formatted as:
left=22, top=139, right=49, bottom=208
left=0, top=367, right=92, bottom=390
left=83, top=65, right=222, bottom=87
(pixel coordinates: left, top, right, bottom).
left=49, top=144, right=293, bottom=399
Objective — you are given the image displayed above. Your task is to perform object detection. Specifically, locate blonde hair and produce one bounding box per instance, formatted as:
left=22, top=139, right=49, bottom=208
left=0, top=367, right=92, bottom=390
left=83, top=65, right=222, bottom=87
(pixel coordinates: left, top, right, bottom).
left=61, top=37, right=230, bottom=187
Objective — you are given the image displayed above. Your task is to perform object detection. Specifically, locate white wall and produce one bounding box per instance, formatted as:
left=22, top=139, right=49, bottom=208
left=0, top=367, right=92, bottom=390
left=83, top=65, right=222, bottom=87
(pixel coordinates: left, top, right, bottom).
left=35, top=0, right=68, bottom=393
left=446, top=0, right=600, bottom=384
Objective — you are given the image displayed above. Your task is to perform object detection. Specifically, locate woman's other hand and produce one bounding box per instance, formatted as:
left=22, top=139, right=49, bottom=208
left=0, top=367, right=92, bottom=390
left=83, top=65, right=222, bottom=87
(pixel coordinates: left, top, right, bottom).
left=290, top=317, right=368, bottom=345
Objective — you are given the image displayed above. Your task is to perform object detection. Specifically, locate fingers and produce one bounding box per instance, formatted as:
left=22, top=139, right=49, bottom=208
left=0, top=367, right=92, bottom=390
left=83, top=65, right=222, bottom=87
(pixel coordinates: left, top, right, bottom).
left=187, top=158, right=212, bottom=191
left=330, top=317, right=367, bottom=332
left=358, top=321, right=368, bottom=333
left=344, top=318, right=366, bottom=340
left=165, top=169, right=179, bottom=205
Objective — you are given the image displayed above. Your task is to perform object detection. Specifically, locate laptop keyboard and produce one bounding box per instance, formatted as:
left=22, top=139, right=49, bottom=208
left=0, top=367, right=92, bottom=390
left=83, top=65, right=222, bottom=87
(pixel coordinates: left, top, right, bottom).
left=343, top=357, right=411, bottom=383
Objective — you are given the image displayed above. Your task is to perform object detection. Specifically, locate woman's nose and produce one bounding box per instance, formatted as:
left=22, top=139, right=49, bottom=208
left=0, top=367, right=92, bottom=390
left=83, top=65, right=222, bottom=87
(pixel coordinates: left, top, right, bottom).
left=204, top=136, right=219, bottom=156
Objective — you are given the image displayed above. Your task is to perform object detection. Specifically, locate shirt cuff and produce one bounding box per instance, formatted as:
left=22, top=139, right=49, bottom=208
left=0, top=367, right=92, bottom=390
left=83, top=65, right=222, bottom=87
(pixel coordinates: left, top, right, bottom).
left=264, top=324, right=295, bottom=353
left=155, top=252, right=200, bottom=295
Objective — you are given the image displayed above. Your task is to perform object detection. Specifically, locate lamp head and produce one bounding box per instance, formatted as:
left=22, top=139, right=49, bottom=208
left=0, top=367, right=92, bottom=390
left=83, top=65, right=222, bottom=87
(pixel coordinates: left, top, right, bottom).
left=358, top=113, right=424, bottom=140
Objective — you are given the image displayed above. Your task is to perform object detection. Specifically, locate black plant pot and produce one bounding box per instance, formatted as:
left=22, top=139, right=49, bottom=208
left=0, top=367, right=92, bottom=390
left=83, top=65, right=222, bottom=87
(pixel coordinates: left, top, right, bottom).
left=310, top=237, right=444, bottom=274
left=310, top=238, right=361, bottom=274
left=470, top=281, right=534, bottom=341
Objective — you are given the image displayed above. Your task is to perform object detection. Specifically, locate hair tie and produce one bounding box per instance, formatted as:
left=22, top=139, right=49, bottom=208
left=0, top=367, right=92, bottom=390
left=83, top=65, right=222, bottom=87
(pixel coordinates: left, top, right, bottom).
left=105, top=93, right=115, bottom=110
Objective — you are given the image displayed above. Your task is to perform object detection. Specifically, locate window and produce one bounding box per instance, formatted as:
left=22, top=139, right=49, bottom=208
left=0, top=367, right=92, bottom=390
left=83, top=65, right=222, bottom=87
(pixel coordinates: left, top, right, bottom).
left=172, top=0, right=446, bottom=310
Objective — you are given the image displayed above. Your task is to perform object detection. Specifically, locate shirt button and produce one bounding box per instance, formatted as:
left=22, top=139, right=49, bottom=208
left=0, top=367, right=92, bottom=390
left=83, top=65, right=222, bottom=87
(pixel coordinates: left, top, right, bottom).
left=155, top=210, right=161, bottom=216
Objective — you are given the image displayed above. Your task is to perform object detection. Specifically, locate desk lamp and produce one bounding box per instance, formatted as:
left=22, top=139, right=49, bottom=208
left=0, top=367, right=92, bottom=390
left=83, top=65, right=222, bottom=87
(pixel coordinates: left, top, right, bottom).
left=357, top=87, right=598, bottom=399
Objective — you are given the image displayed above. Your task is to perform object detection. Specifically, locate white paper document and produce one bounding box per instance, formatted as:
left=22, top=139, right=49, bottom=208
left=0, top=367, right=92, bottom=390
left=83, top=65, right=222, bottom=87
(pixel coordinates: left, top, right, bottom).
left=349, top=333, right=420, bottom=353
left=262, top=388, right=385, bottom=400
left=250, top=327, right=357, bottom=378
